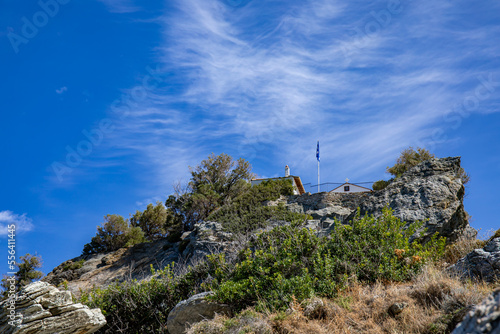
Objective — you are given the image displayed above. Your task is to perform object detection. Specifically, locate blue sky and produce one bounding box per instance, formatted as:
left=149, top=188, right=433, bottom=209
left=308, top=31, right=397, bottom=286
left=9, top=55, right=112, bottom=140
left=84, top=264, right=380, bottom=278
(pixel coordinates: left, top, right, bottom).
left=1, top=0, right=499, bottom=275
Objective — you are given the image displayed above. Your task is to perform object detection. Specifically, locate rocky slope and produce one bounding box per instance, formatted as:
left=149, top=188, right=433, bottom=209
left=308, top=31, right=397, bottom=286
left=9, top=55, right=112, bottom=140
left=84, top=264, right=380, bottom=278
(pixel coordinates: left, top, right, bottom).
left=452, top=288, right=500, bottom=334
left=278, top=157, right=475, bottom=243
left=43, top=221, right=234, bottom=296
left=44, top=156, right=476, bottom=295
left=0, top=282, right=106, bottom=334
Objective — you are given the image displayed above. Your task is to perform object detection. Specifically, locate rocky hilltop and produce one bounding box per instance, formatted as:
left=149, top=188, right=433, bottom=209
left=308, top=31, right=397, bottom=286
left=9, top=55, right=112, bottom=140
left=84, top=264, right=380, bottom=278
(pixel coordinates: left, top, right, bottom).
left=44, top=156, right=476, bottom=295
left=278, top=157, right=475, bottom=243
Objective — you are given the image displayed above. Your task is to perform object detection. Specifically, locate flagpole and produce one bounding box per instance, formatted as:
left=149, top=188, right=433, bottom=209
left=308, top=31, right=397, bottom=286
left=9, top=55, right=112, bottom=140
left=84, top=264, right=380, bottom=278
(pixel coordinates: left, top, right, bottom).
left=317, top=159, right=320, bottom=193
left=316, top=141, right=320, bottom=193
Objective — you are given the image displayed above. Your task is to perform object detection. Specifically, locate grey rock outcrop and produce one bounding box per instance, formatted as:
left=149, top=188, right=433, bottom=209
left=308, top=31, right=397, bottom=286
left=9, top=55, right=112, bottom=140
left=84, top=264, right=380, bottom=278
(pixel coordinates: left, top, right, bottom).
left=452, top=288, right=500, bottom=334
left=352, top=157, right=473, bottom=243
left=275, top=192, right=367, bottom=227
left=0, top=281, right=106, bottom=334
left=182, top=221, right=234, bottom=260
left=167, top=292, right=231, bottom=334
left=274, top=157, right=473, bottom=244
left=449, top=238, right=500, bottom=282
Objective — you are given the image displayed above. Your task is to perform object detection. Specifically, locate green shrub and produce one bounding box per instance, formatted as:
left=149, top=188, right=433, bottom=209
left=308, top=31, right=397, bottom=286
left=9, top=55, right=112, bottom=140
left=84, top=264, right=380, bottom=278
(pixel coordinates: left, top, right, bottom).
left=1, top=253, right=43, bottom=296
left=387, top=147, right=434, bottom=178
left=325, top=207, right=446, bottom=283
left=206, top=226, right=322, bottom=312
left=81, top=207, right=446, bottom=329
left=79, top=263, right=209, bottom=333
left=82, top=214, right=146, bottom=255
left=208, top=179, right=307, bottom=234
left=372, top=179, right=392, bottom=191
left=62, top=259, right=85, bottom=271
left=130, top=201, right=168, bottom=241
left=387, top=147, right=469, bottom=184
left=207, top=207, right=446, bottom=312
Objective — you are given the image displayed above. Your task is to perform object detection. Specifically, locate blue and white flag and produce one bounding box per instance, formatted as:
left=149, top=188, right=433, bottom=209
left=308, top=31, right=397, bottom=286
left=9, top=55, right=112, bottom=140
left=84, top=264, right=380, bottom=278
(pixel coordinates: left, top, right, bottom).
left=316, top=141, right=320, bottom=162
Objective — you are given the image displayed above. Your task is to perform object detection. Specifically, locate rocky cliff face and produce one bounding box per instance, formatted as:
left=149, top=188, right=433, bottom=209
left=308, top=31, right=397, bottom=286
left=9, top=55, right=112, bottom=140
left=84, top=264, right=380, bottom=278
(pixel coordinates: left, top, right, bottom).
left=45, top=156, right=475, bottom=294
left=0, top=282, right=106, bottom=334
left=277, top=157, right=475, bottom=244
left=353, top=157, right=474, bottom=243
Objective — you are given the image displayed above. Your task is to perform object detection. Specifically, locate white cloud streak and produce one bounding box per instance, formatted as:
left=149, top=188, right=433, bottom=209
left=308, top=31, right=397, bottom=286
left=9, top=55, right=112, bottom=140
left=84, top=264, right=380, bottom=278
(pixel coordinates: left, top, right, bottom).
left=55, top=86, right=67, bottom=94
left=98, top=0, right=500, bottom=194
left=97, top=0, right=139, bottom=13
left=0, top=211, right=34, bottom=236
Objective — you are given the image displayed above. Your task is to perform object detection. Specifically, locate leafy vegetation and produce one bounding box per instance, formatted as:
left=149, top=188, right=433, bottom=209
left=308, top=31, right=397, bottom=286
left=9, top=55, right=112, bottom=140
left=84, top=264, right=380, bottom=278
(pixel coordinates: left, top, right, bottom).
left=79, top=264, right=209, bottom=333
left=130, top=201, right=168, bottom=241
left=79, top=207, right=446, bottom=332
left=82, top=153, right=255, bottom=254
left=208, top=179, right=308, bottom=234
left=206, top=207, right=445, bottom=312
left=1, top=253, right=43, bottom=296
left=372, top=179, right=393, bottom=191
left=387, top=147, right=435, bottom=178
left=373, top=147, right=470, bottom=191
left=82, top=214, right=145, bottom=255
left=165, top=153, right=255, bottom=231
left=62, top=259, right=86, bottom=271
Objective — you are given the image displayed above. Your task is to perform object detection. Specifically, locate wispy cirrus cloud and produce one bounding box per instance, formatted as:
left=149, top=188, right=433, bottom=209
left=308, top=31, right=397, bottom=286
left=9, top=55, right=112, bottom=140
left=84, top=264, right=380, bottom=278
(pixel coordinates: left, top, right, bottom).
left=56, top=86, right=68, bottom=94
left=0, top=211, right=34, bottom=236
left=97, top=0, right=140, bottom=13
left=94, top=0, right=500, bottom=192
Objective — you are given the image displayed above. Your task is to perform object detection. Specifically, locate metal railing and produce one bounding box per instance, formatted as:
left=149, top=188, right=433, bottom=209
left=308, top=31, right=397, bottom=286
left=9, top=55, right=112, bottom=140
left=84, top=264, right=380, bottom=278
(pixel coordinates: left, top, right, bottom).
left=302, top=182, right=375, bottom=193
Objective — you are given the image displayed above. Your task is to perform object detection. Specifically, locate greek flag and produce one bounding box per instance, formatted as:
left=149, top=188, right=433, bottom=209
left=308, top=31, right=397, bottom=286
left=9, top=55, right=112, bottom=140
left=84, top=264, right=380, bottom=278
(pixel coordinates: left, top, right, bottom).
left=316, top=141, right=320, bottom=162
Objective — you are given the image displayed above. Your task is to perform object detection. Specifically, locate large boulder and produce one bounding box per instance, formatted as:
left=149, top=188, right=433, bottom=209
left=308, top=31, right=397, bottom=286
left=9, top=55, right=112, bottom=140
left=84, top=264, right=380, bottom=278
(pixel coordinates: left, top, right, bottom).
left=167, top=292, right=231, bottom=334
left=449, top=237, right=500, bottom=282
left=0, top=281, right=106, bottom=334
left=452, top=288, right=500, bottom=334
left=348, top=157, right=474, bottom=243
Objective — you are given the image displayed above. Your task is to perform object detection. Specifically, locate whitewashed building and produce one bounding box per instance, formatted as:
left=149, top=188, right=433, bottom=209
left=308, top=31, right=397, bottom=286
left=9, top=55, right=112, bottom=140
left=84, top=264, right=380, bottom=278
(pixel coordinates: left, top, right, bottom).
left=251, top=165, right=306, bottom=195
left=330, top=179, right=372, bottom=193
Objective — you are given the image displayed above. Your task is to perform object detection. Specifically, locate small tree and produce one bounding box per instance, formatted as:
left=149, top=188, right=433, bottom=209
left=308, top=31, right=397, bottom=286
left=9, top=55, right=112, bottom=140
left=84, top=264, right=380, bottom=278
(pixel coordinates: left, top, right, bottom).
left=387, top=147, right=435, bottom=178
left=387, top=147, right=469, bottom=184
left=166, top=153, right=254, bottom=231
left=130, top=202, right=167, bottom=241
left=16, top=253, right=43, bottom=286
left=189, top=153, right=254, bottom=206
left=1, top=253, right=43, bottom=295
left=83, top=215, right=145, bottom=255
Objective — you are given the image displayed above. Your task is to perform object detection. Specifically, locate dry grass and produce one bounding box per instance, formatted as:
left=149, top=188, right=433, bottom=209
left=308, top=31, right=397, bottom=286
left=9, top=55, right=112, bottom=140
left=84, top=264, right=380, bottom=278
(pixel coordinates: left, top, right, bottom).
left=441, top=237, right=486, bottom=265
left=187, top=309, right=272, bottom=334
left=188, top=265, right=495, bottom=334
